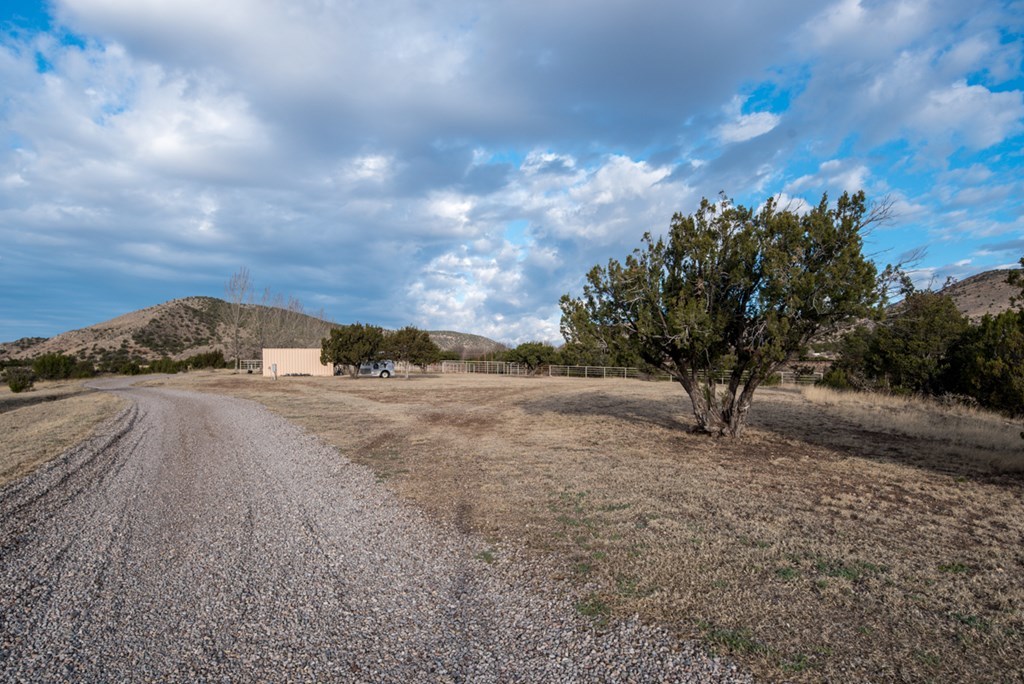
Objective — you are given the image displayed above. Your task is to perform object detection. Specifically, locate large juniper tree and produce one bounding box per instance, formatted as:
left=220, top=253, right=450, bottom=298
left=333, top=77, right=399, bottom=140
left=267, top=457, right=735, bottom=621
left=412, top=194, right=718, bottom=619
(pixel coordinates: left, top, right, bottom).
left=321, top=323, right=385, bottom=377
left=561, top=191, right=886, bottom=436
left=383, top=326, right=441, bottom=378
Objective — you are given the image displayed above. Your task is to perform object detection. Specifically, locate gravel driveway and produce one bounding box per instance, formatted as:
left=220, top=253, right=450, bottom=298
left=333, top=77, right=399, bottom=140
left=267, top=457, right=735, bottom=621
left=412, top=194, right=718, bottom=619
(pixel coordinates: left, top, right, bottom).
left=0, top=379, right=750, bottom=682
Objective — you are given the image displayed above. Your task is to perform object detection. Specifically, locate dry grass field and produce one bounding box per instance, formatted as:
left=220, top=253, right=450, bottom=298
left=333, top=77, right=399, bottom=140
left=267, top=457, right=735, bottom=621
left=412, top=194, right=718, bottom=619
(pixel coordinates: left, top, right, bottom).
left=0, top=380, right=127, bottom=486
left=121, top=372, right=1024, bottom=680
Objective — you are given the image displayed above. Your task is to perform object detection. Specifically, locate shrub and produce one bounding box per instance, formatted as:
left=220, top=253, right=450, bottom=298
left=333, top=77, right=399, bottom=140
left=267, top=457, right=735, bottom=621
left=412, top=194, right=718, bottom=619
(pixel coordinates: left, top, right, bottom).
left=32, top=353, right=76, bottom=380
left=5, top=367, right=35, bottom=393
left=181, top=350, right=226, bottom=369
left=118, top=361, right=142, bottom=376
left=70, top=361, right=96, bottom=379
left=818, top=367, right=855, bottom=391
left=944, top=310, right=1024, bottom=417
left=148, top=357, right=181, bottom=374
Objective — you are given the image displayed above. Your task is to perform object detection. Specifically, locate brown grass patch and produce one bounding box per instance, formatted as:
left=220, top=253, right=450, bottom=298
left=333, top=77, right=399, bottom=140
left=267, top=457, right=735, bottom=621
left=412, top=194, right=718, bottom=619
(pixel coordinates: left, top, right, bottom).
left=0, top=380, right=127, bottom=486
left=148, top=370, right=1024, bottom=682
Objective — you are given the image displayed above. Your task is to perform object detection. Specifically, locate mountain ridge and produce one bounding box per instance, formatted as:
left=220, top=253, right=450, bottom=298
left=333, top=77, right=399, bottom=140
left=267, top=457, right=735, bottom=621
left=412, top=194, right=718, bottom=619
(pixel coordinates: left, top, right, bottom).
left=2, top=268, right=1017, bottom=365
left=0, top=296, right=506, bottom=364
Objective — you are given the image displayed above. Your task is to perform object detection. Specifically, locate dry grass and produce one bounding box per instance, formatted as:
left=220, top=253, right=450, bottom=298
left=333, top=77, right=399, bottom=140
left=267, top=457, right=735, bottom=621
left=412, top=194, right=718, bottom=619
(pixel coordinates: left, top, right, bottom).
left=0, top=380, right=127, bottom=486
left=799, top=385, right=1024, bottom=471
left=142, top=371, right=1024, bottom=681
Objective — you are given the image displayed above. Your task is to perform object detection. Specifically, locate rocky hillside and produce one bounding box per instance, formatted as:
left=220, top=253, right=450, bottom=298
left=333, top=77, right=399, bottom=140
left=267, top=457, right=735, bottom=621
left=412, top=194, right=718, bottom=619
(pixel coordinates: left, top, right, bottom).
left=939, top=269, right=1019, bottom=321
left=0, top=297, right=504, bottom=365
left=424, top=330, right=506, bottom=358
left=0, top=297, right=329, bottom=366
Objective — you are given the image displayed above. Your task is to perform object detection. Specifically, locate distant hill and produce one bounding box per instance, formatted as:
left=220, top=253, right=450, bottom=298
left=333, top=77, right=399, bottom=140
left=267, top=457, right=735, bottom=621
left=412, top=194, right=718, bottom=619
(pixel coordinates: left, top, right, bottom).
left=0, top=297, right=505, bottom=365
left=425, top=330, right=507, bottom=358
left=938, top=269, right=1019, bottom=321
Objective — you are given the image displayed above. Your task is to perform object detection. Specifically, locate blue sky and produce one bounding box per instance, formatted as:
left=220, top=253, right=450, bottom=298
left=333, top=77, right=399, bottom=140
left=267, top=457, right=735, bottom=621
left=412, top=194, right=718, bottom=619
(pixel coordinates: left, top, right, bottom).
left=1, top=0, right=1022, bottom=344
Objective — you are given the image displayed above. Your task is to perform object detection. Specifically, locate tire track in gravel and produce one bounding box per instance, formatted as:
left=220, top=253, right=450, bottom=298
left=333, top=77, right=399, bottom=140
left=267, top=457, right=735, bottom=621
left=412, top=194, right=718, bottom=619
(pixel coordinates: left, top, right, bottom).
left=0, top=378, right=751, bottom=683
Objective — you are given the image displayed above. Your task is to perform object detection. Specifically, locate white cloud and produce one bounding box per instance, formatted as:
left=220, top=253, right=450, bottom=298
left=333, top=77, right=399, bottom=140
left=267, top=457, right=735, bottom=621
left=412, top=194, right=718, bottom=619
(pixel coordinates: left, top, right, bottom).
left=341, top=155, right=394, bottom=183
left=785, top=159, right=870, bottom=195
left=716, top=111, right=780, bottom=144
left=715, top=96, right=781, bottom=144
left=911, top=80, right=1024, bottom=151
left=1, top=0, right=1022, bottom=343
left=401, top=152, right=689, bottom=342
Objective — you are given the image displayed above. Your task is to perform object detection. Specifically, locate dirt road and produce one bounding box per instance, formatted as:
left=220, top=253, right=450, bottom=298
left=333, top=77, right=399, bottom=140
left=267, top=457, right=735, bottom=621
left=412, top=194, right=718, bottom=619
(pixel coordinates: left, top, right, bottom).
left=0, top=380, right=743, bottom=682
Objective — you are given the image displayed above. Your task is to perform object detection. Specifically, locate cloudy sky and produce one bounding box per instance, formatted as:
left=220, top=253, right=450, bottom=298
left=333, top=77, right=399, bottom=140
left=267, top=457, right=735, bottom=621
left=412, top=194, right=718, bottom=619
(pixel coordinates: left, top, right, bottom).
left=1, top=0, right=1022, bottom=344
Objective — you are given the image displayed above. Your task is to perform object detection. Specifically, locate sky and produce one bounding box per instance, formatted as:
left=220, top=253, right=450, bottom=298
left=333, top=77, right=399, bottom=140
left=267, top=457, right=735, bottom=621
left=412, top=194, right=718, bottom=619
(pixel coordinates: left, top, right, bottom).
left=1, top=0, right=1022, bottom=345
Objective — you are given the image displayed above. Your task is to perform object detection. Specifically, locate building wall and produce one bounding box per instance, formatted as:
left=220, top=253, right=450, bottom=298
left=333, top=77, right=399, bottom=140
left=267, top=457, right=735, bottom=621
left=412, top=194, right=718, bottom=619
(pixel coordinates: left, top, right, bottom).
left=262, top=348, right=334, bottom=377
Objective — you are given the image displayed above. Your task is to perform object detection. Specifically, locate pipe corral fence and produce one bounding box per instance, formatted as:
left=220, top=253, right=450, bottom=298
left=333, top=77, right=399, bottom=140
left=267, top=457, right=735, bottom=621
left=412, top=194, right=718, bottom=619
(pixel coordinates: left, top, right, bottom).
left=442, top=361, right=823, bottom=386
left=440, top=360, right=531, bottom=375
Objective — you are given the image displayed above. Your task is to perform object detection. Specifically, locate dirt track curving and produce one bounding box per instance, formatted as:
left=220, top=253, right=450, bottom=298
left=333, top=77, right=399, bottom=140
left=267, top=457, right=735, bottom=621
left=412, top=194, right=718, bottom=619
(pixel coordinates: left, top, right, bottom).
left=0, top=378, right=747, bottom=682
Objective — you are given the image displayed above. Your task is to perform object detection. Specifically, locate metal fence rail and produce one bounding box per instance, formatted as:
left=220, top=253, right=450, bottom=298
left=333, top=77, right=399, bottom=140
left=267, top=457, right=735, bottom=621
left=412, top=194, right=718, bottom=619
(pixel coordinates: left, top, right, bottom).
left=548, top=365, right=823, bottom=385
left=441, top=360, right=531, bottom=375
left=547, top=365, right=643, bottom=379
left=440, top=361, right=824, bottom=385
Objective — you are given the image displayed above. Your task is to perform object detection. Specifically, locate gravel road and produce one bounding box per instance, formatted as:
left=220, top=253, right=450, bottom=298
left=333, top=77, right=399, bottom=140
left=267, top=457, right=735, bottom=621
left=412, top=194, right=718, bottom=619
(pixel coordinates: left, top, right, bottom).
left=0, top=379, right=751, bottom=682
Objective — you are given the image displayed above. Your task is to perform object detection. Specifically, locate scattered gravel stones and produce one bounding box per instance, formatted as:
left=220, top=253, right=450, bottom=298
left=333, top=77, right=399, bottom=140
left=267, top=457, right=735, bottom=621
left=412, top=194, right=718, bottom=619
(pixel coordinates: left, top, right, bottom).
left=0, top=378, right=753, bottom=682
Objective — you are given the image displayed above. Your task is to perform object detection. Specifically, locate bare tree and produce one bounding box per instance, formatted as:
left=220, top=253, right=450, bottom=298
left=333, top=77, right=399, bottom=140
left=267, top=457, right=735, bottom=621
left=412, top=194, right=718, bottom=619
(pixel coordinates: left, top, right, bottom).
left=264, top=291, right=290, bottom=348
left=224, top=267, right=253, bottom=370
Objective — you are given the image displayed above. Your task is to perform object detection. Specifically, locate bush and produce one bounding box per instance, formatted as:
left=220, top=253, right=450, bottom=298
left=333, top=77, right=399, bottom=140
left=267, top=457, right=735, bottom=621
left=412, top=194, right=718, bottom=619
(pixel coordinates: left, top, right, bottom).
left=818, top=367, right=855, bottom=391
left=32, top=353, right=76, bottom=380
left=70, top=361, right=96, bottom=379
left=944, top=310, right=1024, bottom=417
left=5, top=367, right=35, bottom=393
left=148, top=357, right=181, bottom=374
left=181, top=350, right=226, bottom=369
left=118, top=361, right=142, bottom=376
left=504, top=341, right=558, bottom=373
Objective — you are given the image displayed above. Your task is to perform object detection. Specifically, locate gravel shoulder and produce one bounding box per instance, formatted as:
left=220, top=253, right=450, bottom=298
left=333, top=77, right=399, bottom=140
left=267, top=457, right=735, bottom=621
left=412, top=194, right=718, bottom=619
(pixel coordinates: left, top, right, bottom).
left=0, top=380, right=749, bottom=682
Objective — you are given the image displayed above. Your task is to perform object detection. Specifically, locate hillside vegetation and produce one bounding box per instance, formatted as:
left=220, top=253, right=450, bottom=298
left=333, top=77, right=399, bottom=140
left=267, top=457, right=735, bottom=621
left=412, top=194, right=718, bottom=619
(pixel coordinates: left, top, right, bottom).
left=941, top=269, right=1019, bottom=321
left=0, top=297, right=504, bottom=367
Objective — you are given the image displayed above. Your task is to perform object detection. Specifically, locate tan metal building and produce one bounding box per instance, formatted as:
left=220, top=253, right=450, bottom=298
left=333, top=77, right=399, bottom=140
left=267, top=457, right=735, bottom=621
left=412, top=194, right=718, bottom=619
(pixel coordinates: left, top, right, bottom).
left=262, top=348, right=334, bottom=377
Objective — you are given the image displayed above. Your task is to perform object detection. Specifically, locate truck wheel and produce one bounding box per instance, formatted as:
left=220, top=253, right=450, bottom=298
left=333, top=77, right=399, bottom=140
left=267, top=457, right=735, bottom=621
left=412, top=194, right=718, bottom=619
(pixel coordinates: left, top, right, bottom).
left=380, top=370, right=391, bottom=378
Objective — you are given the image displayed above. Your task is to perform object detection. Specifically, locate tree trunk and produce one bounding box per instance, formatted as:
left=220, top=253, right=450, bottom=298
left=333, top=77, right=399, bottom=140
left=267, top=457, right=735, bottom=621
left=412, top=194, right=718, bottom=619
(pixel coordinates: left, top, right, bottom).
left=676, top=374, right=729, bottom=436
left=676, top=369, right=757, bottom=437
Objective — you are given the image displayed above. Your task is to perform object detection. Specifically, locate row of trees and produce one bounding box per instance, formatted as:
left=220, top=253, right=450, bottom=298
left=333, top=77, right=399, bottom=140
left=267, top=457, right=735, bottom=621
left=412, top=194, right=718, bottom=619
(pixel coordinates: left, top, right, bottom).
left=823, top=270, right=1024, bottom=416
left=498, top=340, right=628, bottom=372
left=321, top=324, right=442, bottom=378
left=3, top=351, right=227, bottom=392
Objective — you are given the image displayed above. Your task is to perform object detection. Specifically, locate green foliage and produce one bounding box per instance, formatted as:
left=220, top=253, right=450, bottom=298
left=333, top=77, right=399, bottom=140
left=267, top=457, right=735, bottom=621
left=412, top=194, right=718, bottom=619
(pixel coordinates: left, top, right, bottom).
left=557, top=312, right=642, bottom=367
left=119, top=361, right=143, bottom=375
left=383, top=326, right=441, bottom=376
left=826, top=292, right=969, bottom=394
left=321, top=323, right=385, bottom=377
left=825, top=277, right=1024, bottom=417
left=182, top=350, right=227, bottom=369
left=1008, top=256, right=1024, bottom=309
left=505, top=341, right=557, bottom=372
left=944, top=310, right=1024, bottom=417
left=95, top=350, right=146, bottom=374
left=5, top=367, right=34, bottom=393
left=148, top=357, right=181, bottom=374
left=69, top=361, right=96, bottom=378
left=32, top=353, right=77, bottom=380
left=562, top=191, right=882, bottom=436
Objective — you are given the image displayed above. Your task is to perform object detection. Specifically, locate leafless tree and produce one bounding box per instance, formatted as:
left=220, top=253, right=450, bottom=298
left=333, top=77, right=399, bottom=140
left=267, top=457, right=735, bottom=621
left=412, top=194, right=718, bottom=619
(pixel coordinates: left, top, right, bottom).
left=224, top=267, right=253, bottom=370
